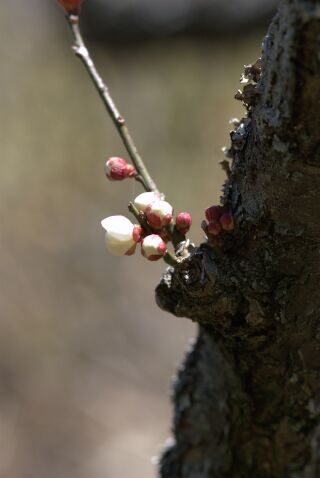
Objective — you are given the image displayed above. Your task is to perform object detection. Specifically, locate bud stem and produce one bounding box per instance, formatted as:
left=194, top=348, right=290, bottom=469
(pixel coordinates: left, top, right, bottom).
left=128, top=202, right=152, bottom=235
left=66, top=14, right=160, bottom=195
left=163, top=252, right=179, bottom=267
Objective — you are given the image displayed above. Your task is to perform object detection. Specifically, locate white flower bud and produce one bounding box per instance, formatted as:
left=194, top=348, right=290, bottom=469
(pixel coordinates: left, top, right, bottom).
left=133, top=192, right=160, bottom=213
left=101, top=215, right=139, bottom=256
left=141, top=234, right=167, bottom=261
left=145, top=200, right=173, bottom=229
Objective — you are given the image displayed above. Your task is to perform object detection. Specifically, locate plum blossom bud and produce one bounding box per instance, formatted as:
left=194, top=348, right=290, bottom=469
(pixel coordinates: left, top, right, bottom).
left=133, top=192, right=160, bottom=213
left=101, top=215, right=141, bottom=256
left=132, top=224, right=143, bottom=243
left=141, top=234, right=167, bottom=261
left=145, top=200, right=173, bottom=229
left=205, top=205, right=222, bottom=222
left=57, top=0, right=83, bottom=15
left=175, top=212, right=192, bottom=234
left=207, top=221, right=222, bottom=236
left=220, top=213, right=234, bottom=232
left=124, top=164, right=137, bottom=178
left=105, top=157, right=136, bottom=181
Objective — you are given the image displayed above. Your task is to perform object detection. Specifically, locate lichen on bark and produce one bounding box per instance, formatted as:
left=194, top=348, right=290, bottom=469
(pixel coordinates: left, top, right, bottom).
left=156, top=1, right=320, bottom=476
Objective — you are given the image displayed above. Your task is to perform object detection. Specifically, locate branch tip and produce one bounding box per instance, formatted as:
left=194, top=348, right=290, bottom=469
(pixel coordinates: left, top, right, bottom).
left=65, top=14, right=160, bottom=195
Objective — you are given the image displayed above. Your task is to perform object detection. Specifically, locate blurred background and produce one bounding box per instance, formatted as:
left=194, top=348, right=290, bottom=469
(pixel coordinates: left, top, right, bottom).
left=0, top=1, right=276, bottom=477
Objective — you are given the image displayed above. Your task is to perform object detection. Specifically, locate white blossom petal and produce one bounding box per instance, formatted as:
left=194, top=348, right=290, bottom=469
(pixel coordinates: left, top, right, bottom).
left=141, top=234, right=167, bottom=261
left=101, top=215, right=136, bottom=256
left=145, top=200, right=173, bottom=229
left=133, top=192, right=160, bottom=213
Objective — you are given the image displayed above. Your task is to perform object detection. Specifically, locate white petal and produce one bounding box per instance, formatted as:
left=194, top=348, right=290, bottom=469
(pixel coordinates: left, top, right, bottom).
left=133, top=192, right=160, bottom=212
left=101, top=215, right=136, bottom=256
left=148, top=200, right=173, bottom=219
left=106, top=235, right=135, bottom=256
left=142, top=234, right=165, bottom=257
left=101, top=215, right=133, bottom=232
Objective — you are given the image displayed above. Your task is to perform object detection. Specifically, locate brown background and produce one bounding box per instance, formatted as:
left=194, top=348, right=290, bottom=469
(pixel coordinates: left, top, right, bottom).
left=0, top=1, right=265, bottom=477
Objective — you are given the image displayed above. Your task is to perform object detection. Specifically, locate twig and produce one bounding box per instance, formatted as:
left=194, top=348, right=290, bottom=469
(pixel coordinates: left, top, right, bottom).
left=66, top=14, right=160, bottom=195
left=163, top=251, right=179, bottom=267
left=128, top=202, right=152, bottom=235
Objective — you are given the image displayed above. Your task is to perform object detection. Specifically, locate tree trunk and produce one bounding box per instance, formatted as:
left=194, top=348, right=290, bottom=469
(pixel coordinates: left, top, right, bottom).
left=156, top=1, right=320, bottom=476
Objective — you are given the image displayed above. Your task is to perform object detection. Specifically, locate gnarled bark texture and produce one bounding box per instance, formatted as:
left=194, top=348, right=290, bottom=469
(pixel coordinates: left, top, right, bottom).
left=156, top=1, right=320, bottom=477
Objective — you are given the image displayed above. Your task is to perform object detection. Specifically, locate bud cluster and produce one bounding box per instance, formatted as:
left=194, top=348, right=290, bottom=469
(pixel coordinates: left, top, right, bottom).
left=203, top=204, right=234, bottom=240
left=101, top=182, right=192, bottom=263
left=56, top=1, right=192, bottom=266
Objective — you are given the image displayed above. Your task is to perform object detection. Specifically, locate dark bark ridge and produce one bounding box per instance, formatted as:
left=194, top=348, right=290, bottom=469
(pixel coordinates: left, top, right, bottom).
left=156, top=1, right=320, bottom=477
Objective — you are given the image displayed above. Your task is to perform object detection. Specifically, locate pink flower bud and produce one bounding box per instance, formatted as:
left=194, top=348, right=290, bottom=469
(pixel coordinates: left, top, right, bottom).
left=133, top=192, right=160, bottom=213
left=205, top=205, right=223, bottom=222
left=207, top=221, right=222, bottom=236
left=125, top=164, right=137, bottom=178
left=141, top=234, right=167, bottom=261
left=220, top=213, right=234, bottom=232
left=101, top=215, right=138, bottom=256
left=132, top=224, right=143, bottom=243
left=145, top=200, right=173, bottom=229
left=105, top=157, right=136, bottom=181
left=175, top=212, right=192, bottom=234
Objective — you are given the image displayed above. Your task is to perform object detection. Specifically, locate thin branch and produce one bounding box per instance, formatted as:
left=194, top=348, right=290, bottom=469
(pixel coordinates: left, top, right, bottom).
left=163, top=251, right=179, bottom=267
left=66, top=14, right=160, bottom=195
left=128, top=202, right=153, bottom=235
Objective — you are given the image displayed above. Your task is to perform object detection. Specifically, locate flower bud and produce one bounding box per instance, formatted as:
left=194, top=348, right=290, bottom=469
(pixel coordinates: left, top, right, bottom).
left=132, top=224, right=143, bottom=243
left=133, top=192, right=160, bottom=213
left=57, top=0, right=83, bottom=15
left=207, top=221, right=222, bottom=236
left=105, top=157, right=136, bottom=181
left=101, top=215, right=141, bottom=256
left=220, top=213, right=234, bottom=232
left=124, top=164, right=137, bottom=178
left=141, top=234, right=167, bottom=261
left=205, top=205, right=222, bottom=222
left=145, top=200, right=173, bottom=229
left=175, top=212, right=192, bottom=234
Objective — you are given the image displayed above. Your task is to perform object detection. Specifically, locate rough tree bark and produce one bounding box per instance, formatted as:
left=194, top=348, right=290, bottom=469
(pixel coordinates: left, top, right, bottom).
left=156, top=1, right=320, bottom=477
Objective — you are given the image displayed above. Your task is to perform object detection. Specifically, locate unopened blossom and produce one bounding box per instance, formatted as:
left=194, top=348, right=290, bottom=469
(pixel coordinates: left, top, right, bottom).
left=105, top=157, right=136, bottom=181
left=220, top=213, right=234, bottom=232
left=145, top=200, right=173, bottom=229
left=141, top=234, right=167, bottom=261
left=175, top=212, right=192, bottom=234
left=207, top=221, right=222, bottom=236
left=101, top=215, right=142, bottom=256
left=58, top=0, right=83, bottom=14
left=133, top=192, right=160, bottom=213
left=205, top=205, right=223, bottom=222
